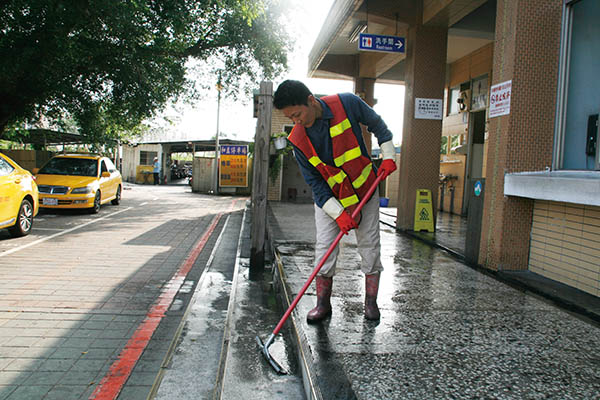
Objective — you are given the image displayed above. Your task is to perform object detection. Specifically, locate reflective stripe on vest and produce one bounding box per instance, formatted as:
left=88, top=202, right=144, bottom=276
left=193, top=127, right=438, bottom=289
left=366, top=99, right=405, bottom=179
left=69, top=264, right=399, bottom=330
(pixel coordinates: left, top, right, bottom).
left=333, top=146, right=362, bottom=167
left=340, top=194, right=359, bottom=208
left=327, top=170, right=346, bottom=188
left=352, top=163, right=372, bottom=190
left=308, top=155, right=351, bottom=191
left=308, top=156, right=321, bottom=168
left=330, top=118, right=352, bottom=138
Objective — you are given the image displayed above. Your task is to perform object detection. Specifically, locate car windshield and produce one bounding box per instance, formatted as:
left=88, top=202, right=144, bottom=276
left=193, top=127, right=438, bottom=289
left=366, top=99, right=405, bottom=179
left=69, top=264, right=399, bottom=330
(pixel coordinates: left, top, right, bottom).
left=39, top=158, right=98, bottom=177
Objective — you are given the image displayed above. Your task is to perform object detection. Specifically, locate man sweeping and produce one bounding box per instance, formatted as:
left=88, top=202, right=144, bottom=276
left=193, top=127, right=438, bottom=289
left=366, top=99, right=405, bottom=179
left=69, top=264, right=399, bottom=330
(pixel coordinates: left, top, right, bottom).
left=273, top=80, right=397, bottom=322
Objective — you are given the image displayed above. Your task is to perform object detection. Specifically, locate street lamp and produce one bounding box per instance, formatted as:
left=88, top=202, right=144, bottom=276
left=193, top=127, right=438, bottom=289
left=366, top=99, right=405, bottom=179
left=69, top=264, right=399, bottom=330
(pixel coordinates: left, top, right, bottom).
left=213, top=71, right=222, bottom=194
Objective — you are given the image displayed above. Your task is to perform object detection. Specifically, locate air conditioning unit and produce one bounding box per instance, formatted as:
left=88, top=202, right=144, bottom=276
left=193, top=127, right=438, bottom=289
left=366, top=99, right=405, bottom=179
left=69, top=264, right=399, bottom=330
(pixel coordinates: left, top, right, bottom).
left=457, top=89, right=471, bottom=112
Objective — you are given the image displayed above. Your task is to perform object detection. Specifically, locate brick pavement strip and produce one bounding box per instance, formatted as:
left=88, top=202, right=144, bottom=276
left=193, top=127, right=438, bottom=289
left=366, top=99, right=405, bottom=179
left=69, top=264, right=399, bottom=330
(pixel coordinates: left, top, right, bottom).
left=89, top=214, right=225, bottom=399
left=0, top=185, right=246, bottom=400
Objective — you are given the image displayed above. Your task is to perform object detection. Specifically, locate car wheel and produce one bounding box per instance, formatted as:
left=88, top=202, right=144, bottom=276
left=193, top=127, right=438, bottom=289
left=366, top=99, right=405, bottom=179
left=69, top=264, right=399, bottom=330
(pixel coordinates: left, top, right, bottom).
left=9, top=199, right=34, bottom=237
left=111, top=185, right=121, bottom=205
left=89, top=191, right=101, bottom=214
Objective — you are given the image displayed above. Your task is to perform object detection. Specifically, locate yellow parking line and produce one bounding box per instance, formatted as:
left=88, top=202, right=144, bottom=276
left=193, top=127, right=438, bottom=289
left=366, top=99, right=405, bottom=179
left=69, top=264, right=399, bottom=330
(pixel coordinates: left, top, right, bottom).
left=0, top=207, right=132, bottom=258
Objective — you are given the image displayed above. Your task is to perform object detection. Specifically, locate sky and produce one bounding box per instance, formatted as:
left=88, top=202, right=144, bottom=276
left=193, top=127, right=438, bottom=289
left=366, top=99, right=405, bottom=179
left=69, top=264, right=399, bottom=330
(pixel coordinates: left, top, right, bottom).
left=151, top=0, right=405, bottom=147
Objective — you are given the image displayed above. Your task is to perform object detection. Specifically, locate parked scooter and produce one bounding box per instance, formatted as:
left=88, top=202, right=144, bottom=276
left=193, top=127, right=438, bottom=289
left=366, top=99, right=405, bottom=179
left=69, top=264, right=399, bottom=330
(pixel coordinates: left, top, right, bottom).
left=185, top=165, right=193, bottom=186
left=170, top=162, right=188, bottom=180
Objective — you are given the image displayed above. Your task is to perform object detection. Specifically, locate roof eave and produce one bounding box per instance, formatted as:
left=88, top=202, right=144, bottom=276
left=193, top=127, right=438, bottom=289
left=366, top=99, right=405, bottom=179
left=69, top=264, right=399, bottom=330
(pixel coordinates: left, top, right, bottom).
left=307, top=0, right=363, bottom=78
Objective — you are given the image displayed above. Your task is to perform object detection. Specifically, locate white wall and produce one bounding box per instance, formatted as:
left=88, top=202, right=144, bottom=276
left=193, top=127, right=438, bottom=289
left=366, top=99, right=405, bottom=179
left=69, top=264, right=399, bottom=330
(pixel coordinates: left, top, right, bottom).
left=121, top=144, right=162, bottom=183
left=192, top=157, right=214, bottom=193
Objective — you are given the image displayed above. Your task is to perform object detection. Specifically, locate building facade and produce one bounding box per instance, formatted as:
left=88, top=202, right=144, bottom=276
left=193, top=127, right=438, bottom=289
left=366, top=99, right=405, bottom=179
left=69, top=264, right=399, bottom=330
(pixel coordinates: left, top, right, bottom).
left=307, top=0, right=600, bottom=297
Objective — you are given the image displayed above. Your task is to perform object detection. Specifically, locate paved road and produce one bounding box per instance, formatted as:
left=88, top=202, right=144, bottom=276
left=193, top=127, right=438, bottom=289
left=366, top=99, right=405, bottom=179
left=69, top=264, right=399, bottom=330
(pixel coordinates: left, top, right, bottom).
left=0, top=183, right=247, bottom=400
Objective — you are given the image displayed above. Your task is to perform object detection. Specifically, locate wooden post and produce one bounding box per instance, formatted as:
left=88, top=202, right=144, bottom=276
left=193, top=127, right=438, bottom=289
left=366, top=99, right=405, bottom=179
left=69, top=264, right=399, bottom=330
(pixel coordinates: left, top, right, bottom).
left=250, top=81, right=273, bottom=272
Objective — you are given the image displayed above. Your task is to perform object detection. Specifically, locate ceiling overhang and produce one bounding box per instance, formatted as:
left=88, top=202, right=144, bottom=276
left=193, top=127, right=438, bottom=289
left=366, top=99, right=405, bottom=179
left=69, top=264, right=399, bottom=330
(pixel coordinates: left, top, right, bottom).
left=134, top=139, right=252, bottom=154
left=308, top=0, right=496, bottom=84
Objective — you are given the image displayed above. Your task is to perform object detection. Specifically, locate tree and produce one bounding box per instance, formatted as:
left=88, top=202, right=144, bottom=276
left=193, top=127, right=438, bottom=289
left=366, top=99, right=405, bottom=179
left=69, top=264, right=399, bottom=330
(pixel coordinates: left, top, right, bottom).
left=0, top=0, right=289, bottom=143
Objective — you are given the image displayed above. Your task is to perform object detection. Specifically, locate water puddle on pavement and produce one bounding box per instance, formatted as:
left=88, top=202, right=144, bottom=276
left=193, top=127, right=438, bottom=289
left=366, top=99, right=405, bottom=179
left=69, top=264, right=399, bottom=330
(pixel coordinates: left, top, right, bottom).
left=170, top=298, right=184, bottom=311
left=245, top=265, right=300, bottom=376
left=178, top=280, right=195, bottom=294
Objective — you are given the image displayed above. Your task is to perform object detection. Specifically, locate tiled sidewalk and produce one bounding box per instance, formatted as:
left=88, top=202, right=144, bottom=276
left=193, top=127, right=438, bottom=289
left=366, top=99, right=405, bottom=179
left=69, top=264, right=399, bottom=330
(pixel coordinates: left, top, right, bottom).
left=269, top=202, right=600, bottom=399
left=0, top=185, right=244, bottom=400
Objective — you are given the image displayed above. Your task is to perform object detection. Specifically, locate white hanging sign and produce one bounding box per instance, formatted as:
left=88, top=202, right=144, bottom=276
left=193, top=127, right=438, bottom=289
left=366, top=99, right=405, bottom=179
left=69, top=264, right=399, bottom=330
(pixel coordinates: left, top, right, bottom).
left=414, top=98, right=443, bottom=120
left=489, top=80, right=512, bottom=118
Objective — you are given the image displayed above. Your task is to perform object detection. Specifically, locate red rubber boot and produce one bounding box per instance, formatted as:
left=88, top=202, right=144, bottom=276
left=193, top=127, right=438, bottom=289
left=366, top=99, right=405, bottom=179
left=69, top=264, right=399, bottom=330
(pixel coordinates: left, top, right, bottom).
left=307, top=276, right=333, bottom=324
left=365, top=273, right=381, bottom=320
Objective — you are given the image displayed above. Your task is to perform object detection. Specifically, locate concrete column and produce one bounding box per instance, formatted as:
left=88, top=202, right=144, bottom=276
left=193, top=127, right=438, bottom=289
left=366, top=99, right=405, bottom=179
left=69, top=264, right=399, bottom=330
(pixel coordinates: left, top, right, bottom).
left=479, top=0, right=562, bottom=271
left=354, top=77, right=376, bottom=153
left=396, top=25, right=447, bottom=230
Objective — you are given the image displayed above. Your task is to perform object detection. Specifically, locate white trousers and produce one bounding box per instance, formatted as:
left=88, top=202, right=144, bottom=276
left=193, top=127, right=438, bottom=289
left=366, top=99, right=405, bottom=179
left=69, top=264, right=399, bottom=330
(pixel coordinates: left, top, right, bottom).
left=314, top=188, right=383, bottom=277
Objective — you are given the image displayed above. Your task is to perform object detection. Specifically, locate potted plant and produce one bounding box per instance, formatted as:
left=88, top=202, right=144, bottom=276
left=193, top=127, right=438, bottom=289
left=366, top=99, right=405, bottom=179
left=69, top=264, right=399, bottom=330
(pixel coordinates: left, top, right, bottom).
left=272, top=132, right=288, bottom=150
left=269, top=132, right=292, bottom=183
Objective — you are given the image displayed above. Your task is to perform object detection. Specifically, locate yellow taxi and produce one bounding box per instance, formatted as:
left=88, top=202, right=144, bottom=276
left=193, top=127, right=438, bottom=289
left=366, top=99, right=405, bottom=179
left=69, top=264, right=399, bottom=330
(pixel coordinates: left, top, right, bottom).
left=34, top=154, right=122, bottom=214
left=0, top=152, right=39, bottom=237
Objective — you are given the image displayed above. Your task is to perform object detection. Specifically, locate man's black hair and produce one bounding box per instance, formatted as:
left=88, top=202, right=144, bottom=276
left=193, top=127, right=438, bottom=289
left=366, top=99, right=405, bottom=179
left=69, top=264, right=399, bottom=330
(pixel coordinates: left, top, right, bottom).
left=273, top=80, right=313, bottom=110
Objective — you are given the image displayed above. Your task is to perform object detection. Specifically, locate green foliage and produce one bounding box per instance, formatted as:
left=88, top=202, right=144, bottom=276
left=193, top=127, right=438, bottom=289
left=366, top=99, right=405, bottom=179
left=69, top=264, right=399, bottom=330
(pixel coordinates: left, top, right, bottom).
left=0, top=0, right=290, bottom=143
left=449, top=135, right=460, bottom=154
left=271, top=131, right=288, bottom=138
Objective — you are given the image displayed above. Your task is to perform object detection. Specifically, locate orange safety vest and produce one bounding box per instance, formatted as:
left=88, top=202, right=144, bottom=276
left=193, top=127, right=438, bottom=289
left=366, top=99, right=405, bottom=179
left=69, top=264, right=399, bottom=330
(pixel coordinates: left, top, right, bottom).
left=288, top=94, right=377, bottom=219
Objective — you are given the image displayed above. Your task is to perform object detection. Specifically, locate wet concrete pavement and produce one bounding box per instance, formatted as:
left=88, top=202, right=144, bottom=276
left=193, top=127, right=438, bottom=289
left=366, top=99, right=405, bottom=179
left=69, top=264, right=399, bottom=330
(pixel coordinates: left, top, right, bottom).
left=155, top=202, right=305, bottom=400
left=267, top=202, right=600, bottom=399
left=380, top=208, right=600, bottom=324
left=6, top=182, right=597, bottom=399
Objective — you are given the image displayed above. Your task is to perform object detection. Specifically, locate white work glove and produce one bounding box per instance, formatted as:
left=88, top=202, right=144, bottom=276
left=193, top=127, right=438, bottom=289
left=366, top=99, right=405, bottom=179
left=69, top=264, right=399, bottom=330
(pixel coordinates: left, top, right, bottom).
left=322, top=197, right=345, bottom=220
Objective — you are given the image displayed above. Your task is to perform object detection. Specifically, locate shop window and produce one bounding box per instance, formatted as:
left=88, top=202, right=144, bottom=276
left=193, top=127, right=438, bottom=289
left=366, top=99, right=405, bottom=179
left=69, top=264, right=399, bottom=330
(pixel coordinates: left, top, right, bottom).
left=448, top=87, right=460, bottom=115
left=140, top=151, right=157, bottom=166
left=470, top=75, right=488, bottom=112
left=556, top=0, right=600, bottom=170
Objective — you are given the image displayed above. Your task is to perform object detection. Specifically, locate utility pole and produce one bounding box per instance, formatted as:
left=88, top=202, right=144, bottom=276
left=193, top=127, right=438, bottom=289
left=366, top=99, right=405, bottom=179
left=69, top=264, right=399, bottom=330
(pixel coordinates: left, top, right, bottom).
left=212, top=71, right=222, bottom=194
left=250, top=81, right=272, bottom=273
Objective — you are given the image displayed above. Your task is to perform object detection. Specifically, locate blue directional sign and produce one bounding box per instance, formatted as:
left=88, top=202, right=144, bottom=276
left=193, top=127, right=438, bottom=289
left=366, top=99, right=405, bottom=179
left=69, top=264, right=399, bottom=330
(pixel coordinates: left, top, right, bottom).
left=358, top=33, right=405, bottom=53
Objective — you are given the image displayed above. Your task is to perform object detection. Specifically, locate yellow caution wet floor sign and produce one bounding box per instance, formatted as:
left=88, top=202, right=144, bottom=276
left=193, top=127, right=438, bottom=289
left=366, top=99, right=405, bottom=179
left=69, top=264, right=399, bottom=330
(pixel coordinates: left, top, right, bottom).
left=414, top=189, right=434, bottom=232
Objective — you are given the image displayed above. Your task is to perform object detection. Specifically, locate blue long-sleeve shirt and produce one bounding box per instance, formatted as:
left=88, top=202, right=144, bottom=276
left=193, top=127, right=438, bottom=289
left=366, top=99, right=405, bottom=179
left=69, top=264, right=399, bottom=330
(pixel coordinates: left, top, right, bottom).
left=291, top=92, right=393, bottom=208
